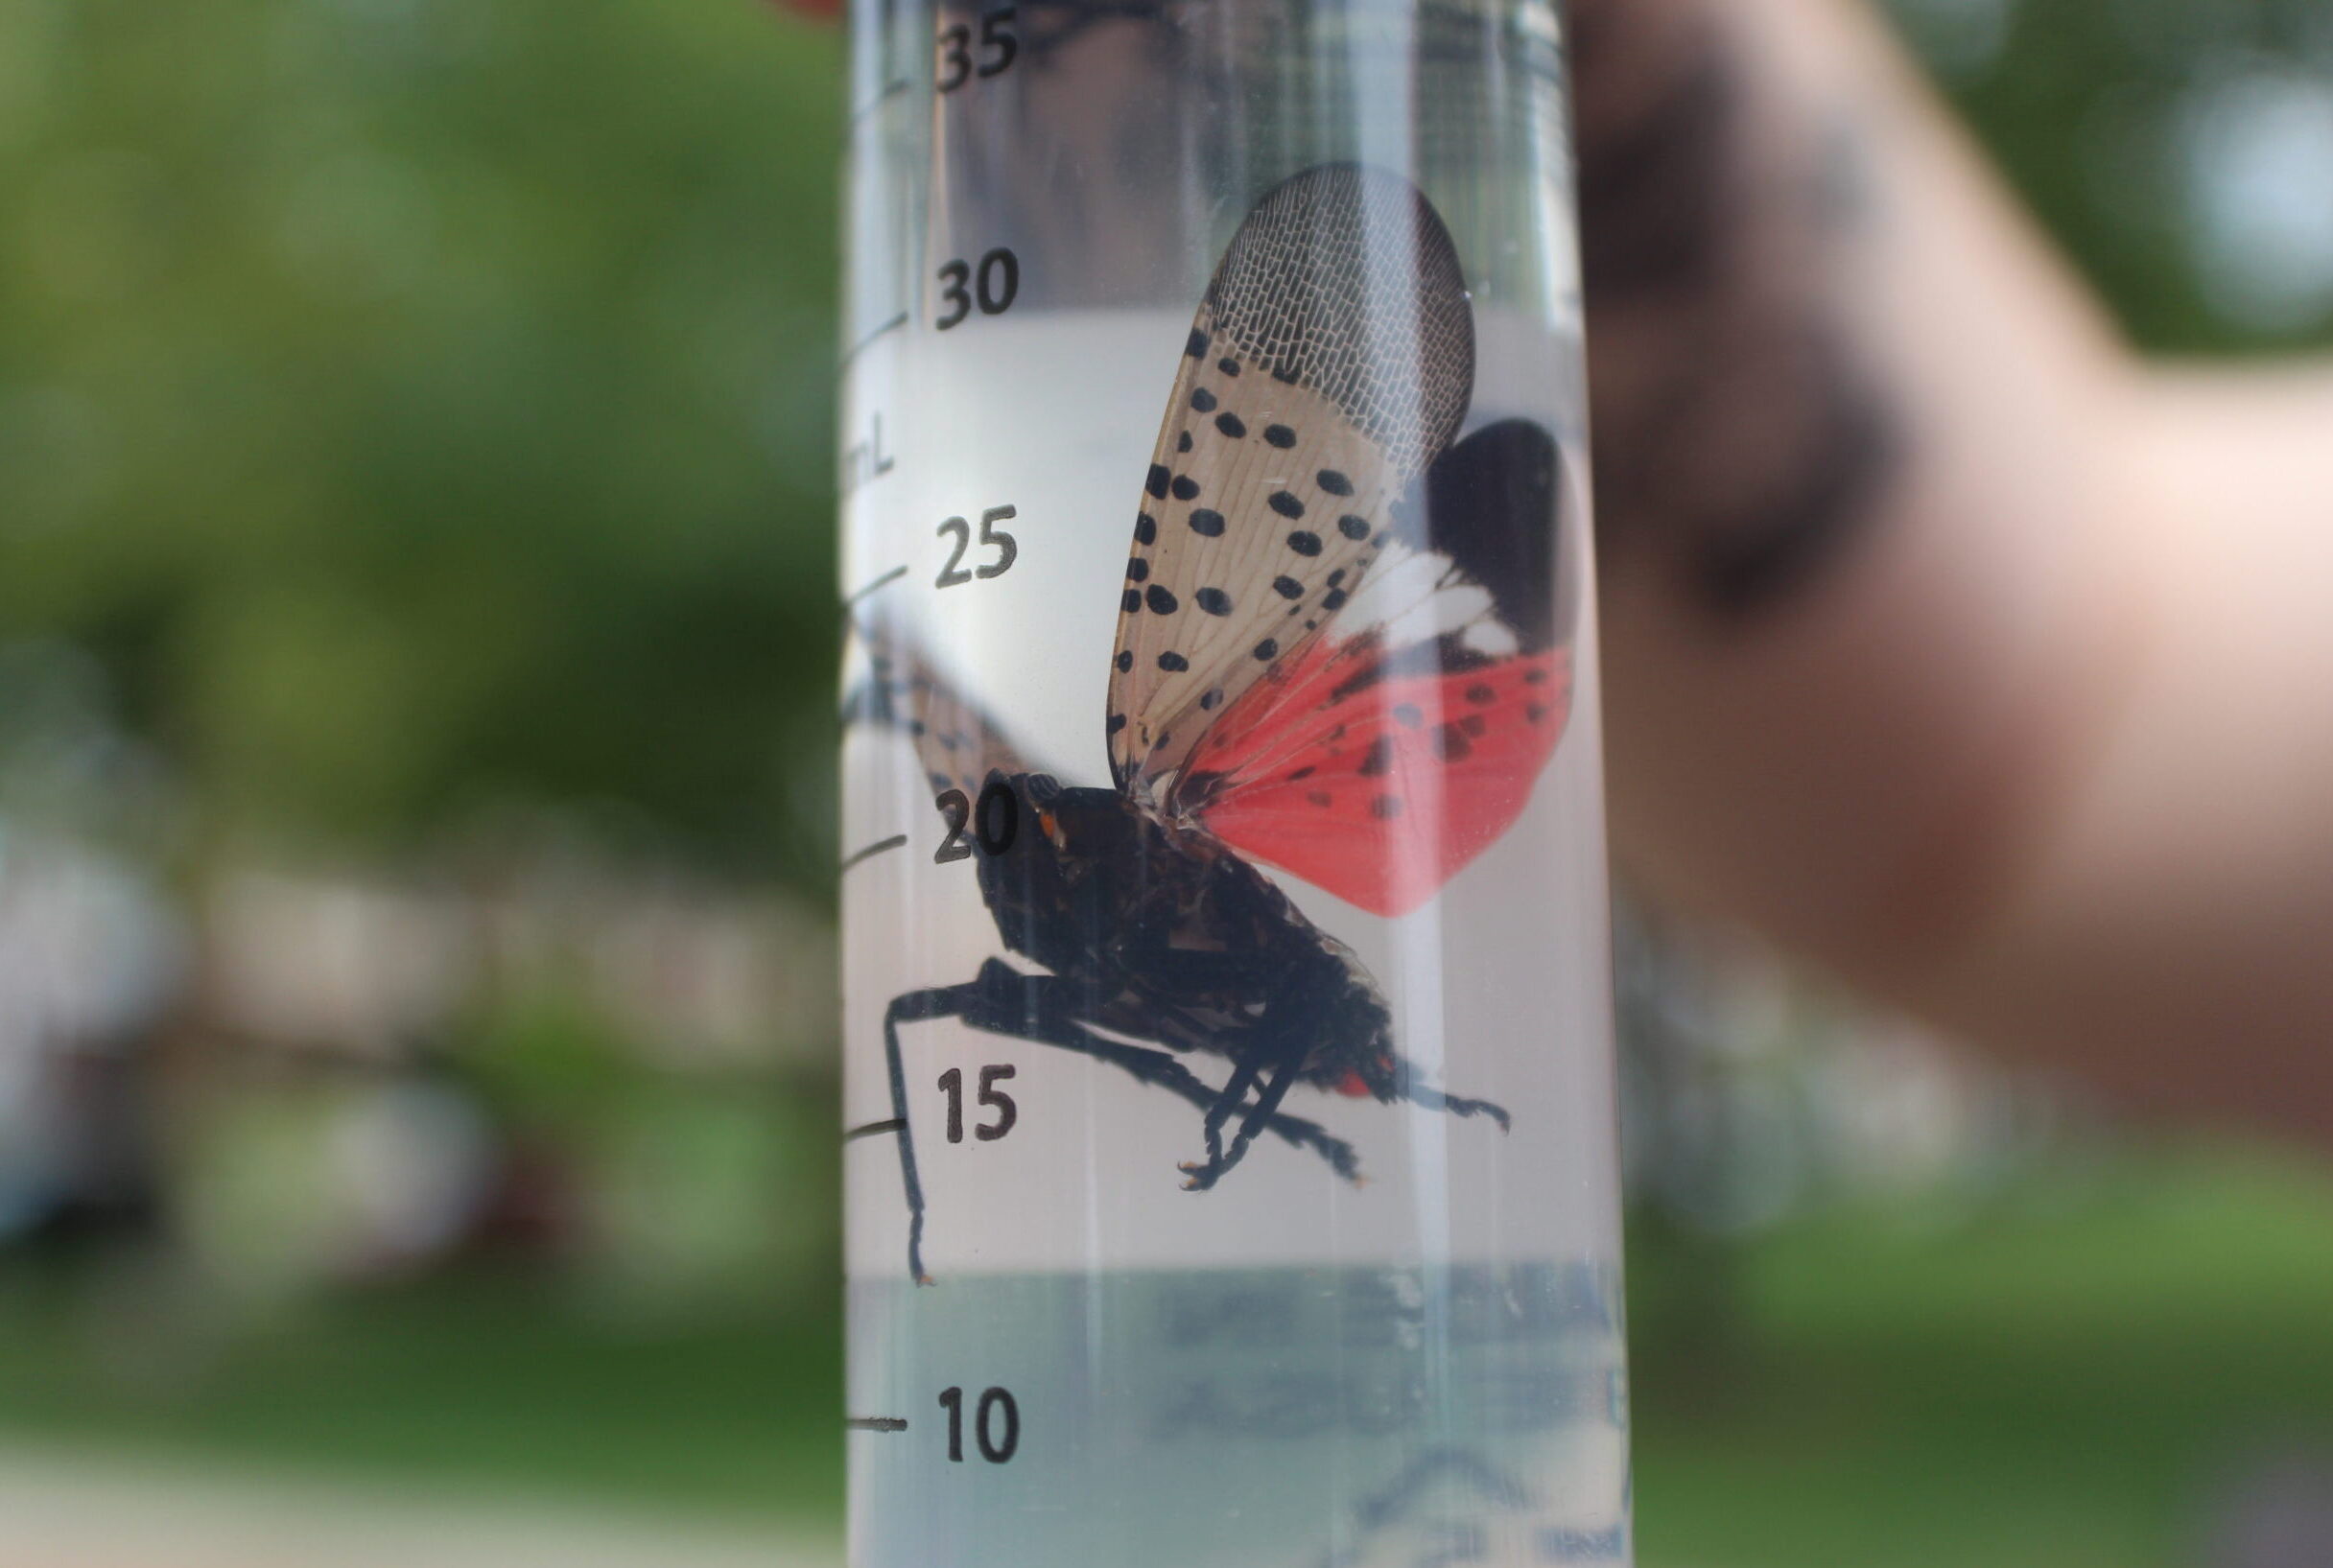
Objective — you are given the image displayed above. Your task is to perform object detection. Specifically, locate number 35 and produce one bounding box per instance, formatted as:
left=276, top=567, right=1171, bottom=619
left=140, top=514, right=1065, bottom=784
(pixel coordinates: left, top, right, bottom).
left=936, top=7, right=1018, bottom=94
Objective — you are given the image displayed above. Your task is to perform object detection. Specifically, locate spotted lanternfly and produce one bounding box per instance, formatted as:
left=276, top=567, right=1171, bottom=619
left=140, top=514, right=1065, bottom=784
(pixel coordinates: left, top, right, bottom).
left=849, top=164, right=1578, bottom=1282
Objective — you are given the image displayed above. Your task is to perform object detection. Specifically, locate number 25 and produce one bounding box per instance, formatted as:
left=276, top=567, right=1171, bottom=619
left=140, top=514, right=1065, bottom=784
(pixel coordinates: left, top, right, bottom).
left=936, top=505, right=1018, bottom=588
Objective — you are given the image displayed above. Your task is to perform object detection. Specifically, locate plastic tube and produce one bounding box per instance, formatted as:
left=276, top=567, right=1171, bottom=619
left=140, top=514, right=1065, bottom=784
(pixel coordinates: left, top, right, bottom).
left=837, top=1, right=1626, bottom=1560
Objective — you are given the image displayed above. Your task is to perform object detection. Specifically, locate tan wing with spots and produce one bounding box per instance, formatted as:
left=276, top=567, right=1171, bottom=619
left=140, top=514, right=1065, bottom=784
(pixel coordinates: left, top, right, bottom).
left=850, top=621, right=1037, bottom=802
left=1107, top=163, right=1475, bottom=805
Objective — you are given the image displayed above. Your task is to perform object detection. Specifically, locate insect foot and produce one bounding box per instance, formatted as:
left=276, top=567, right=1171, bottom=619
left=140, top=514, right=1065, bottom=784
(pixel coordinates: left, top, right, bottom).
left=1400, top=1076, right=1513, bottom=1132
left=1178, top=1158, right=1226, bottom=1193
left=1446, top=1093, right=1511, bottom=1132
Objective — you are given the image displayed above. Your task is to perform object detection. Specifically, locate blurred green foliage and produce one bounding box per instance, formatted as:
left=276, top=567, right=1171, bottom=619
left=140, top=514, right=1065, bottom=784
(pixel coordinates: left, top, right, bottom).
left=0, top=0, right=843, bottom=883
left=1904, top=0, right=2333, bottom=355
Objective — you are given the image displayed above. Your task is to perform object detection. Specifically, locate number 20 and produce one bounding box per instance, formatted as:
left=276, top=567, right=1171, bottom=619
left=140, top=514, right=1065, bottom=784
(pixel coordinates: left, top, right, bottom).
left=934, top=778, right=1020, bottom=863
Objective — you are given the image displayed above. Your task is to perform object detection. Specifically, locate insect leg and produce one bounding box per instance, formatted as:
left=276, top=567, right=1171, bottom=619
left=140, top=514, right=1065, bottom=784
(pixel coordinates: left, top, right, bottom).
left=1180, top=1054, right=1304, bottom=1191
left=874, top=961, right=1368, bottom=1280
left=1196, top=1055, right=1263, bottom=1174
left=949, top=962, right=1363, bottom=1182
left=1396, top=1067, right=1512, bottom=1132
left=856, top=978, right=987, bottom=1284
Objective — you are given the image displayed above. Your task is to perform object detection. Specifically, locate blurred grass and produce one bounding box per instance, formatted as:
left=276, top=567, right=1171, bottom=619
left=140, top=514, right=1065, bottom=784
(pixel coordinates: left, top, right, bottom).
left=3, top=1145, right=2330, bottom=1566
left=1633, top=1143, right=2333, bottom=1568
left=0, top=1267, right=844, bottom=1519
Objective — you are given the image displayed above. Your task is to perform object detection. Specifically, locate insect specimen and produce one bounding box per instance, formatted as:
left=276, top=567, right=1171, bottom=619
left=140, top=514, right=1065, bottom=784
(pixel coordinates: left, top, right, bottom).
left=849, top=164, right=1579, bottom=1281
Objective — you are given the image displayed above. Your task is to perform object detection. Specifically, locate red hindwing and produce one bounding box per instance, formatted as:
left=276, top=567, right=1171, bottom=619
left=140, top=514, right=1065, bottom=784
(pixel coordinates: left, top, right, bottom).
left=1180, top=635, right=1572, bottom=917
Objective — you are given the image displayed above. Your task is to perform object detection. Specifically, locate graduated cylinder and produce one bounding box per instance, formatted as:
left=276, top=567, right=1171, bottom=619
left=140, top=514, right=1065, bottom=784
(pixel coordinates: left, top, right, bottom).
left=837, top=0, right=1627, bottom=1562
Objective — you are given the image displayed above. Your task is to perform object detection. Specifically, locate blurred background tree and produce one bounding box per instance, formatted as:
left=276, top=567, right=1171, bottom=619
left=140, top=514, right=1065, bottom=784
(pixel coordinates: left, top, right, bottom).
left=1, top=0, right=844, bottom=883
left=2, top=0, right=2332, bottom=1564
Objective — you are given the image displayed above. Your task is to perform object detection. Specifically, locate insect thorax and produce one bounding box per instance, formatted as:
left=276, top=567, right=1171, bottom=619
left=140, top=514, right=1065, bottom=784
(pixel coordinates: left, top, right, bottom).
left=974, top=776, right=1392, bottom=1080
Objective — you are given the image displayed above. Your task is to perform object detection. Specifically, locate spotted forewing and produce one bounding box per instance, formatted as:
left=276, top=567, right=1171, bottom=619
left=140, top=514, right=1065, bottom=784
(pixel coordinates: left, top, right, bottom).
left=853, top=625, right=1037, bottom=805
left=1106, top=164, right=1477, bottom=807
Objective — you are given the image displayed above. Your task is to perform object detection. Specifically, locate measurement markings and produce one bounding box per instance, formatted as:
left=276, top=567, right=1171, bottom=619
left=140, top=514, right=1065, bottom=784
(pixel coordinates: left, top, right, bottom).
left=838, top=311, right=909, bottom=373
left=839, top=833, right=910, bottom=876
left=845, top=565, right=910, bottom=610
left=846, top=1416, right=909, bottom=1433
left=845, top=1116, right=907, bottom=1142
left=847, top=78, right=911, bottom=127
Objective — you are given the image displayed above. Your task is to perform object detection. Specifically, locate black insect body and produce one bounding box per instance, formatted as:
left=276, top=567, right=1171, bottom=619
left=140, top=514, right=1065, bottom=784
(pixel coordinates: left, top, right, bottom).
left=978, top=774, right=1473, bottom=1165
left=848, top=166, right=1576, bottom=1282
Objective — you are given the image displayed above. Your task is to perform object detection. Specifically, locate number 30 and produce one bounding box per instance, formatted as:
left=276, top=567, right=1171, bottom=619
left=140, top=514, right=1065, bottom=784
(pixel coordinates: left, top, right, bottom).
left=934, top=248, right=1020, bottom=331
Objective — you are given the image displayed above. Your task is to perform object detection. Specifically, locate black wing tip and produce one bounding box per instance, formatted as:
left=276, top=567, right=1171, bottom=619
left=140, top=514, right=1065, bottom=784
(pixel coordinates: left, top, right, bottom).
left=1417, top=417, right=1574, bottom=652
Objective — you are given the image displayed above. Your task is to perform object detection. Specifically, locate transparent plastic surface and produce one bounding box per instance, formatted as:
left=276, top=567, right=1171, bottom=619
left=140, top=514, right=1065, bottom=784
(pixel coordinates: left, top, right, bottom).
left=837, top=1, right=1626, bottom=1562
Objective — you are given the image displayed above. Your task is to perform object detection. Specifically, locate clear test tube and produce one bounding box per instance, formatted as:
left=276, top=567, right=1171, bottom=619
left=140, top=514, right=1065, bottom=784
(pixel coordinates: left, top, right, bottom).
left=836, top=0, right=1625, bottom=1563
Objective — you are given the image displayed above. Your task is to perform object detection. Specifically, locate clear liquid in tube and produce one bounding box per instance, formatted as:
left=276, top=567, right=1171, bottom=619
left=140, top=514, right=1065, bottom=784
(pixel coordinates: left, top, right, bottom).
left=838, top=3, right=1627, bottom=1560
